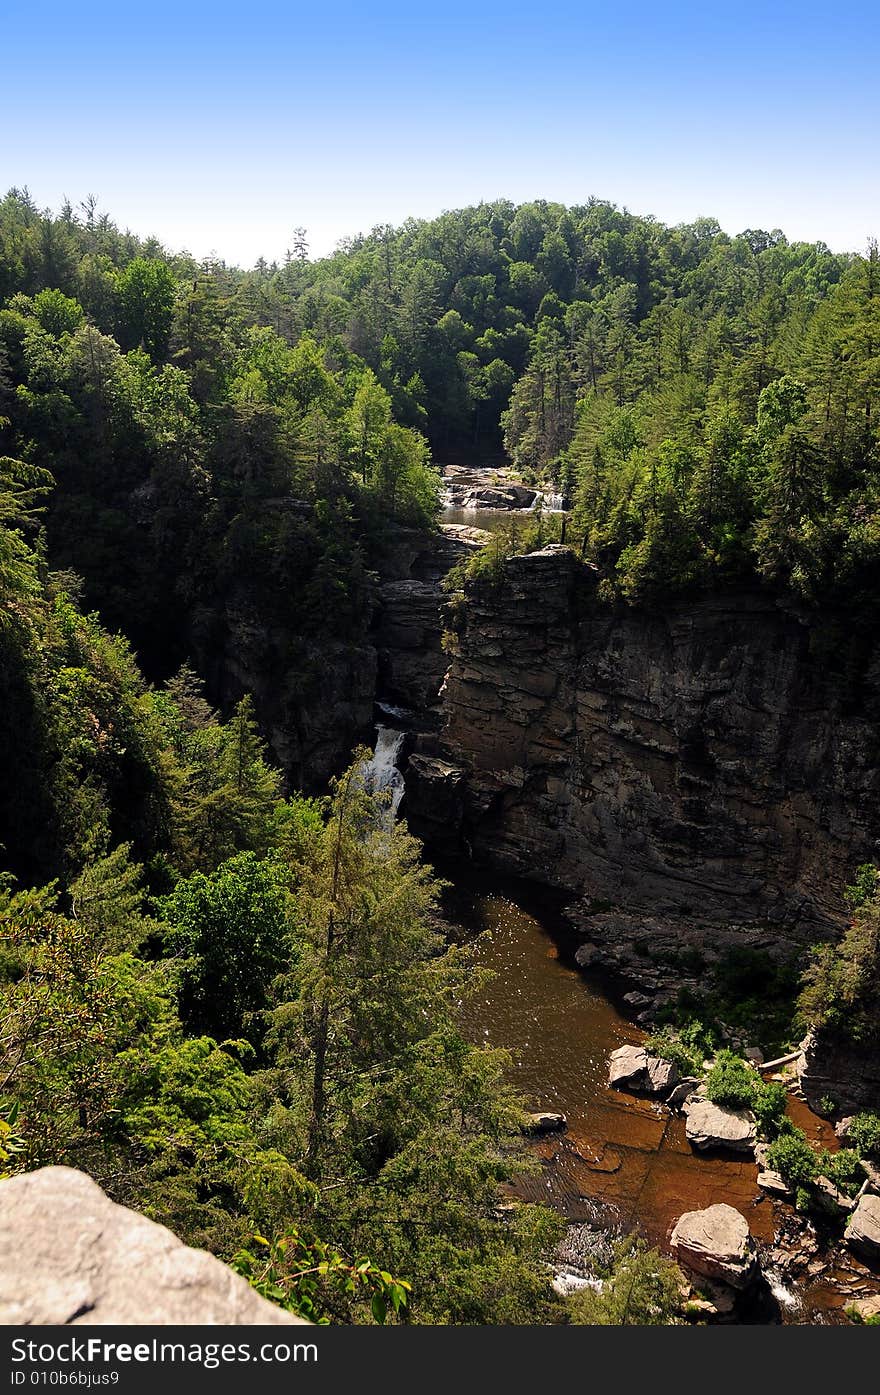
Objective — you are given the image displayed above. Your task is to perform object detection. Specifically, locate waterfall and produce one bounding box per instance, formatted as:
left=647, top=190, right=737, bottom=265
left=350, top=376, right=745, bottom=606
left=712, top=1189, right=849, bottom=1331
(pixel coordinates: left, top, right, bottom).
left=361, top=726, right=406, bottom=825
left=530, top=490, right=567, bottom=513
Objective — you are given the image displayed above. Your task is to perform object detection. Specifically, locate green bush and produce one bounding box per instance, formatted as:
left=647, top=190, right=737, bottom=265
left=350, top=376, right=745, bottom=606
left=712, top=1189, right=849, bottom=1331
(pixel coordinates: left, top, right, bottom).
left=767, top=1128, right=820, bottom=1187
left=703, top=1050, right=758, bottom=1110
left=644, top=1028, right=702, bottom=1077
left=752, top=1081, right=788, bottom=1137
left=846, top=1112, right=880, bottom=1160
left=818, top=1148, right=865, bottom=1197
left=566, top=1235, right=682, bottom=1326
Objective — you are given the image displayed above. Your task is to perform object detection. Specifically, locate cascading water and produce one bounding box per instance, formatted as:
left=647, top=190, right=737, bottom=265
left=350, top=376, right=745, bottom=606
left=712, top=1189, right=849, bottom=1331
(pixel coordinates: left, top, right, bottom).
left=530, top=490, right=566, bottom=513
left=362, top=726, right=406, bottom=826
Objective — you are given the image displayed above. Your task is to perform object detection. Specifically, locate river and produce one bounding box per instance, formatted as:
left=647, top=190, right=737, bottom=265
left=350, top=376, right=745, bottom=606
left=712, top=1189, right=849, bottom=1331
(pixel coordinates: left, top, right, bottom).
left=439, top=873, right=859, bottom=1322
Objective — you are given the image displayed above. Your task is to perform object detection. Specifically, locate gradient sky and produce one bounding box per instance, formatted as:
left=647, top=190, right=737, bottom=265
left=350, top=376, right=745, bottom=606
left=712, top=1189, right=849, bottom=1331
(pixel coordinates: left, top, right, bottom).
left=3, top=0, right=879, bottom=267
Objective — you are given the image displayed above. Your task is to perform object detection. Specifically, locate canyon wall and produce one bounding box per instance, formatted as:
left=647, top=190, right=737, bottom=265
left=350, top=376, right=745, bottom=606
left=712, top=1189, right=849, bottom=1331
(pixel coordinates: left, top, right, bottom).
left=406, top=546, right=880, bottom=961
left=191, top=523, right=479, bottom=791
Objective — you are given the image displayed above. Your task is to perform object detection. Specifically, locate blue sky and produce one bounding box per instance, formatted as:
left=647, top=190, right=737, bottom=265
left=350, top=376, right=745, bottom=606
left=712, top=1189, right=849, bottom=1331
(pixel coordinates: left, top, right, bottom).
left=3, top=1, right=878, bottom=266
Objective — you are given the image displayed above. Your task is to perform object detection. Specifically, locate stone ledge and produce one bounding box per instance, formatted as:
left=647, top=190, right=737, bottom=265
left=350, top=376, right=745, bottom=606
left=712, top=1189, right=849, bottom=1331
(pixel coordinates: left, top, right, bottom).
left=0, top=1167, right=308, bottom=1325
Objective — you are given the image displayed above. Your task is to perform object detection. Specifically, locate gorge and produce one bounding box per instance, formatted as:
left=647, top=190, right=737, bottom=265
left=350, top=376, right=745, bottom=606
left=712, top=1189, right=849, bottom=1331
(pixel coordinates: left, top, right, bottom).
left=349, top=477, right=880, bottom=1319
left=3, top=190, right=880, bottom=1328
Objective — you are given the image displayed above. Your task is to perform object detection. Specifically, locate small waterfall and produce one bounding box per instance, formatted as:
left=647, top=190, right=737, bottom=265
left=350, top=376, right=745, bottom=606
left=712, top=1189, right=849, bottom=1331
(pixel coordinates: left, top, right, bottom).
left=765, top=1271, right=801, bottom=1313
left=530, top=490, right=567, bottom=513
left=362, top=726, right=406, bottom=825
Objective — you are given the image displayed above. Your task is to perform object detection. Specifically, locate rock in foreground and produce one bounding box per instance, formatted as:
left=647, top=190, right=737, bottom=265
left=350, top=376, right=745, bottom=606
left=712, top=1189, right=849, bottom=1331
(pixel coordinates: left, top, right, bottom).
left=0, top=1167, right=308, bottom=1325
left=671, top=1204, right=757, bottom=1290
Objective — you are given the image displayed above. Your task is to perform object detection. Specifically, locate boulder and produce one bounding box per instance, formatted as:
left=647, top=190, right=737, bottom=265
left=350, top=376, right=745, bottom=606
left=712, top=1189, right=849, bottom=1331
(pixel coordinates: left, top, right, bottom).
left=846, top=1193, right=880, bottom=1260
left=608, top=1045, right=679, bottom=1096
left=646, top=1056, right=680, bottom=1093
left=744, top=1047, right=764, bottom=1065
left=757, top=1169, right=794, bottom=1200
left=524, top=1111, right=567, bottom=1136
left=815, top=1175, right=855, bottom=1213
left=0, top=1167, right=308, bottom=1325
left=847, top=1293, right=880, bottom=1322
left=671, top=1204, right=757, bottom=1289
left=622, top=990, right=653, bottom=1009
left=666, top=1077, right=702, bottom=1111
left=684, top=1097, right=756, bottom=1153
left=608, top=1045, right=649, bottom=1089
left=574, top=942, right=599, bottom=968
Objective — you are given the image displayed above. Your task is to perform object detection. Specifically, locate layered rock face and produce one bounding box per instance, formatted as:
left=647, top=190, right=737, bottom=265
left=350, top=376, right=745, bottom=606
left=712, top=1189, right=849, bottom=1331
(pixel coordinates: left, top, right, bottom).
left=374, top=525, right=485, bottom=719
left=407, top=547, right=880, bottom=954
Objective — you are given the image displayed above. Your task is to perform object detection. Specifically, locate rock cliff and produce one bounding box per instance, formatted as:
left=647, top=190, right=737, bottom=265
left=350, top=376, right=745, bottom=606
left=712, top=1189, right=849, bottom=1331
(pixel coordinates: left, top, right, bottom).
left=189, top=523, right=479, bottom=791
left=407, top=547, right=880, bottom=962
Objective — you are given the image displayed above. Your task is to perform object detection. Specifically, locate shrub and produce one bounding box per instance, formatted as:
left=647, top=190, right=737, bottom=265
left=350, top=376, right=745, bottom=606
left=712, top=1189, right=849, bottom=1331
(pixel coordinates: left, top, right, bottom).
left=644, top=1028, right=702, bottom=1078
left=846, top=1112, right=880, bottom=1160
left=819, top=1148, right=865, bottom=1197
left=798, top=881, right=880, bottom=1041
left=703, top=1050, right=758, bottom=1110
left=845, top=1303, right=880, bottom=1326
left=767, top=1128, right=820, bottom=1187
left=752, top=1081, right=788, bottom=1137
left=566, top=1235, right=683, bottom=1326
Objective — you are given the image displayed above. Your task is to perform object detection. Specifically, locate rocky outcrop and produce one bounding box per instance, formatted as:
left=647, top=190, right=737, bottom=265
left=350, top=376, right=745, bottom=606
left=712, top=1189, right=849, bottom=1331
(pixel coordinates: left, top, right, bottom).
left=445, top=483, right=538, bottom=510
left=0, top=1167, right=308, bottom=1325
left=375, top=579, right=448, bottom=714
left=440, top=465, right=538, bottom=512
left=194, top=586, right=378, bottom=792
left=195, top=520, right=482, bottom=791
left=846, top=1193, right=880, bottom=1260
left=407, top=547, right=880, bottom=961
left=671, top=1204, right=757, bottom=1289
left=683, top=1097, right=756, bottom=1153
left=373, top=523, right=489, bottom=730
left=798, top=1029, right=880, bottom=1116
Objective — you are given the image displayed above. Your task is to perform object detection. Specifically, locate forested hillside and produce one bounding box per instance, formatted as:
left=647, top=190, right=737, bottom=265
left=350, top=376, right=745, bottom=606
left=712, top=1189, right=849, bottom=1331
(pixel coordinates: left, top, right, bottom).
left=4, top=189, right=877, bottom=635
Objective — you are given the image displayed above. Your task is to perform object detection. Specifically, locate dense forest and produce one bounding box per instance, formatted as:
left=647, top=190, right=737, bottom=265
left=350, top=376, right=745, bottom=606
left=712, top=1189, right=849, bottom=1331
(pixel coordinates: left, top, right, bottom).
left=1, top=187, right=880, bottom=1323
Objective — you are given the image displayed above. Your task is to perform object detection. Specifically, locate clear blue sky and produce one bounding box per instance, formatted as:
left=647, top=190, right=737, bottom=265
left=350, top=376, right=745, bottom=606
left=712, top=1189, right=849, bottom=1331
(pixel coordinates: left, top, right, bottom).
left=3, top=0, right=878, bottom=266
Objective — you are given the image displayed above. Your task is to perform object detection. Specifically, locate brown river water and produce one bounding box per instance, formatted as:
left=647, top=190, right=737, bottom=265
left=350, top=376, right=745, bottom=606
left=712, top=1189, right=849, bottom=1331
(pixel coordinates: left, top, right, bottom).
left=441, top=877, right=866, bottom=1322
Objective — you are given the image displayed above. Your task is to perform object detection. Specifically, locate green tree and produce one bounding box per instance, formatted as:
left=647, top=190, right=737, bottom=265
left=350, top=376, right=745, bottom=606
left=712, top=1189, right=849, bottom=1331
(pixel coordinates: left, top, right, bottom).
left=161, top=852, right=292, bottom=1042
left=114, top=258, right=176, bottom=361
left=260, top=755, right=564, bottom=1322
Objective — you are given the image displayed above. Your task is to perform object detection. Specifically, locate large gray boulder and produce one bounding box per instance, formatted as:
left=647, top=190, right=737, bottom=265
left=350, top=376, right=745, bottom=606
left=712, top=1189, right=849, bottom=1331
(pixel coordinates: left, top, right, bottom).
left=846, top=1192, right=880, bottom=1260
left=684, top=1097, right=756, bottom=1153
left=0, top=1167, right=309, bottom=1325
left=670, top=1204, right=757, bottom=1289
left=607, top=1045, right=679, bottom=1095
left=608, top=1045, right=649, bottom=1088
